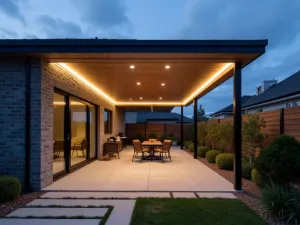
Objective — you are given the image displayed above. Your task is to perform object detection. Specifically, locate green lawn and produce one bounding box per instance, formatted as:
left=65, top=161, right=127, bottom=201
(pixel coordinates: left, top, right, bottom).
left=130, top=198, right=267, bottom=225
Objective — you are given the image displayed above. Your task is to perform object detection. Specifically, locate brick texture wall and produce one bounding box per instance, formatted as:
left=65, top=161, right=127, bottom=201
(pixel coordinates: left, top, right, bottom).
left=0, top=58, right=125, bottom=190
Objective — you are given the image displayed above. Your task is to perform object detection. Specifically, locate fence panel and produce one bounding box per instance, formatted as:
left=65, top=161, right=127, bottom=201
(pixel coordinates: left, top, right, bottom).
left=284, top=106, right=300, bottom=141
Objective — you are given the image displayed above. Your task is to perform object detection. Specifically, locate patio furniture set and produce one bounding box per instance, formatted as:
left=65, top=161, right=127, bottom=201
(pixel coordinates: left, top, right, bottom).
left=132, top=139, right=172, bottom=163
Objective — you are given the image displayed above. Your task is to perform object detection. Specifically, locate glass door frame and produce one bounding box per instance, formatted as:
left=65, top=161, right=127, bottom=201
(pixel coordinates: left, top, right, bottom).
left=54, top=88, right=99, bottom=180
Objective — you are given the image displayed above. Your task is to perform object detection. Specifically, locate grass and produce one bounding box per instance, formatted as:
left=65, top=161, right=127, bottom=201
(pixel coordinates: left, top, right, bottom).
left=130, top=198, right=267, bottom=225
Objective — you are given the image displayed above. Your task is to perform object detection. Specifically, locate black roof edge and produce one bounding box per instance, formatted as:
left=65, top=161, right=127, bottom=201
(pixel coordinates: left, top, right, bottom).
left=0, top=39, right=268, bottom=54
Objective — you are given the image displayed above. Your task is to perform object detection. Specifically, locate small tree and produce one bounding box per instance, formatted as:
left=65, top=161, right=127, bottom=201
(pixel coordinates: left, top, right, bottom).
left=219, top=121, right=233, bottom=153
left=198, top=123, right=206, bottom=146
left=205, top=122, right=220, bottom=149
left=242, top=113, right=266, bottom=165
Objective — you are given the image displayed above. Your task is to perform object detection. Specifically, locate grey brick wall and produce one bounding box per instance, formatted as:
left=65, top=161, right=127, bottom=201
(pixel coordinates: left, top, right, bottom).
left=0, top=59, right=27, bottom=186
left=0, top=59, right=126, bottom=190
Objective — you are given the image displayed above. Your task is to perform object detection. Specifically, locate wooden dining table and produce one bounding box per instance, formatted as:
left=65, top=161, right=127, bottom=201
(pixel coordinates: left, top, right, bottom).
left=142, top=141, right=163, bottom=161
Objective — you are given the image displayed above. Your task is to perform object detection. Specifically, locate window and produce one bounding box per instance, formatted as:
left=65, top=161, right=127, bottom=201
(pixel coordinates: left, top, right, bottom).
left=286, top=102, right=293, bottom=108
left=104, top=109, right=112, bottom=134
left=293, top=101, right=299, bottom=107
left=257, top=108, right=263, bottom=112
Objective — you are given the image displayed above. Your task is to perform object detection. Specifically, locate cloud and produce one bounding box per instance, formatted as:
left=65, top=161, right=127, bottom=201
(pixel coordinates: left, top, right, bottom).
left=175, top=0, right=300, bottom=115
left=0, top=0, right=27, bottom=24
left=36, top=15, right=84, bottom=38
left=72, top=0, right=132, bottom=33
left=0, top=27, right=19, bottom=38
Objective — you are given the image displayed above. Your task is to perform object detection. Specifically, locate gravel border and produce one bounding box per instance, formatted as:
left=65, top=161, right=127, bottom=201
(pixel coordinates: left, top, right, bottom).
left=184, top=149, right=286, bottom=225
left=0, top=192, right=43, bottom=217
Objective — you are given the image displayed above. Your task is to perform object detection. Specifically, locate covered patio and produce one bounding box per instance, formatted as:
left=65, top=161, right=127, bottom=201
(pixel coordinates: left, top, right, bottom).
left=44, top=146, right=234, bottom=192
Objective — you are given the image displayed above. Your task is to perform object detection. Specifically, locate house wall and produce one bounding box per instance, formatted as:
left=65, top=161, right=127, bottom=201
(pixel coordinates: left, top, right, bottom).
left=0, top=58, right=125, bottom=190
left=246, top=97, right=300, bottom=114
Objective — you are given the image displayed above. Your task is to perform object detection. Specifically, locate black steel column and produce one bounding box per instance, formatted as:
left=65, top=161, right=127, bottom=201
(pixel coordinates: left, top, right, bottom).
left=193, top=98, right=198, bottom=159
left=233, top=62, right=242, bottom=191
left=181, top=106, right=184, bottom=149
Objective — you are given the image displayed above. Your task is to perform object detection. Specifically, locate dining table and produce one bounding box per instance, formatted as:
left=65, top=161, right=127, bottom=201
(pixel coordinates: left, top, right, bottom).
left=142, top=140, right=163, bottom=161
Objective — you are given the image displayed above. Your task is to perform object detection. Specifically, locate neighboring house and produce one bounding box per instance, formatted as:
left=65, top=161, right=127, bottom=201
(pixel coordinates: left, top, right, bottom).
left=126, top=112, right=193, bottom=123
left=210, top=96, right=253, bottom=119
left=244, top=70, right=300, bottom=113
left=211, top=70, right=300, bottom=116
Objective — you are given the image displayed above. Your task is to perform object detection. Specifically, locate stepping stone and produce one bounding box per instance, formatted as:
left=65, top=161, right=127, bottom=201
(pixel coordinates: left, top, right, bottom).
left=197, top=192, right=236, bottom=199
left=172, top=192, right=196, bottom=198
left=41, top=191, right=170, bottom=199
left=27, top=199, right=135, bottom=207
left=0, top=218, right=100, bottom=225
left=7, top=207, right=108, bottom=218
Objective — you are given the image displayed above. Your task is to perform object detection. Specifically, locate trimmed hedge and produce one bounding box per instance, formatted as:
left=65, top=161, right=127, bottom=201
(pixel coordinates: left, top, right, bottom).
left=197, top=146, right=211, bottom=158
left=184, top=141, right=191, bottom=149
left=254, top=135, right=300, bottom=186
left=0, top=176, right=21, bottom=203
left=242, top=162, right=253, bottom=180
left=251, top=168, right=263, bottom=187
left=216, top=153, right=234, bottom=170
left=188, top=143, right=194, bottom=152
left=206, top=150, right=222, bottom=163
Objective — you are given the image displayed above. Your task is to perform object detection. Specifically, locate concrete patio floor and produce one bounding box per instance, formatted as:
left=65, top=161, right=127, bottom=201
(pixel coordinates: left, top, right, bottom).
left=44, top=146, right=234, bottom=192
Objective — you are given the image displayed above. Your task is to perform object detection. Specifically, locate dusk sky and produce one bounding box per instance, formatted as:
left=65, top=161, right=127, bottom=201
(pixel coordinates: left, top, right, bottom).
left=1, top=0, right=300, bottom=117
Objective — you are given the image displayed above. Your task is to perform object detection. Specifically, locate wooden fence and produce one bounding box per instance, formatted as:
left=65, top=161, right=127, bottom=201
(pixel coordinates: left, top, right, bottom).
left=125, top=106, right=300, bottom=145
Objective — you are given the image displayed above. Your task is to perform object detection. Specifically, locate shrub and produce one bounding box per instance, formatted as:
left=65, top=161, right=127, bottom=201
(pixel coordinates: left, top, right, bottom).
left=0, top=176, right=21, bottom=203
left=216, top=153, right=234, bottom=170
left=148, top=132, right=157, bottom=139
left=205, top=123, right=220, bottom=149
left=184, top=141, right=191, bottom=149
left=206, top=150, right=222, bottom=163
left=134, top=133, right=144, bottom=142
left=254, top=135, right=300, bottom=186
left=251, top=168, right=263, bottom=187
left=197, top=146, right=210, bottom=157
left=261, top=183, right=300, bottom=223
left=242, top=162, right=253, bottom=180
left=188, top=143, right=194, bottom=152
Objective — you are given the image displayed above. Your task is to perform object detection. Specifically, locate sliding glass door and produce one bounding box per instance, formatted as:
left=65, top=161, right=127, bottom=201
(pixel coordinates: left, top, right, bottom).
left=53, top=90, right=98, bottom=179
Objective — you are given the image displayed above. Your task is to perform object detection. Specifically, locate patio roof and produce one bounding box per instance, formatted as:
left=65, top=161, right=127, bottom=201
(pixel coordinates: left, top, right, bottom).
left=0, top=39, right=267, bottom=111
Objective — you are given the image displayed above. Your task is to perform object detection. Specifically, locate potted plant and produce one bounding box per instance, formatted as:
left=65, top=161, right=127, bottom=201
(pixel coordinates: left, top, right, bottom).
left=167, top=133, right=177, bottom=146
left=148, top=132, right=157, bottom=139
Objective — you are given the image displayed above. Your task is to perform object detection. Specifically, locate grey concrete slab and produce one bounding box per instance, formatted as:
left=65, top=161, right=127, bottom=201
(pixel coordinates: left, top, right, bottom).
left=7, top=207, right=107, bottom=218
left=172, top=192, right=197, bottom=198
left=0, top=219, right=101, bottom=225
left=26, top=199, right=136, bottom=225
left=41, top=191, right=170, bottom=199
left=198, top=192, right=237, bottom=199
left=44, top=147, right=234, bottom=192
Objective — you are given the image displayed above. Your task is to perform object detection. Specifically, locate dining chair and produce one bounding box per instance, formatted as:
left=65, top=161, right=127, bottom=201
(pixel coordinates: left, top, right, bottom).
left=154, top=140, right=172, bottom=163
left=132, top=140, right=150, bottom=163
left=53, top=140, right=64, bottom=158
left=71, top=139, right=87, bottom=157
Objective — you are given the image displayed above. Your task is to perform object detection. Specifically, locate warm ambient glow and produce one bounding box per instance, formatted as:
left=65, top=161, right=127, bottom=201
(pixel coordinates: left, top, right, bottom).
left=56, top=62, right=233, bottom=107
left=130, top=65, right=135, bottom=69
left=165, top=65, right=170, bottom=69
left=57, top=63, right=116, bottom=104
left=53, top=101, right=84, bottom=106
left=183, top=63, right=233, bottom=105
left=161, top=83, right=165, bottom=86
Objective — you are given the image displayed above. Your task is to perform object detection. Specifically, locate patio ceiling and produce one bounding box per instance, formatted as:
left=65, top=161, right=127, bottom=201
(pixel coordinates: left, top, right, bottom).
left=0, top=39, right=268, bottom=111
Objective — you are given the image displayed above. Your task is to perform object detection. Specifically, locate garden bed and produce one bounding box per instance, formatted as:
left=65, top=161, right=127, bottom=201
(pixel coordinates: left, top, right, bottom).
left=184, top=149, right=285, bottom=225
left=0, top=192, right=43, bottom=217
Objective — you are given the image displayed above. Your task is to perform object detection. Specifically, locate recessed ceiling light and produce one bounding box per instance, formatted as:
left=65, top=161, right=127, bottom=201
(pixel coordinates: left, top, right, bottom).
left=165, top=65, right=170, bottom=69
left=137, top=82, right=140, bottom=85
left=161, top=83, right=165, bottom=86
left=140, top=97, right=143, bottom=100
left=130, top=65, right=135, bottom=69
left=159, top=97, right=162, bottom=100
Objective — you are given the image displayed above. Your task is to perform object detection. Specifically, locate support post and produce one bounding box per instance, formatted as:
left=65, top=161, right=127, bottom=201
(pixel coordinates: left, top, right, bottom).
left=233, top=62, right=242, bottom=191
left=193, top=98, right=198, bottom=159
left=181, top=106, right=184, bottom=149
left=280, top=108, right=284, bottom=134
